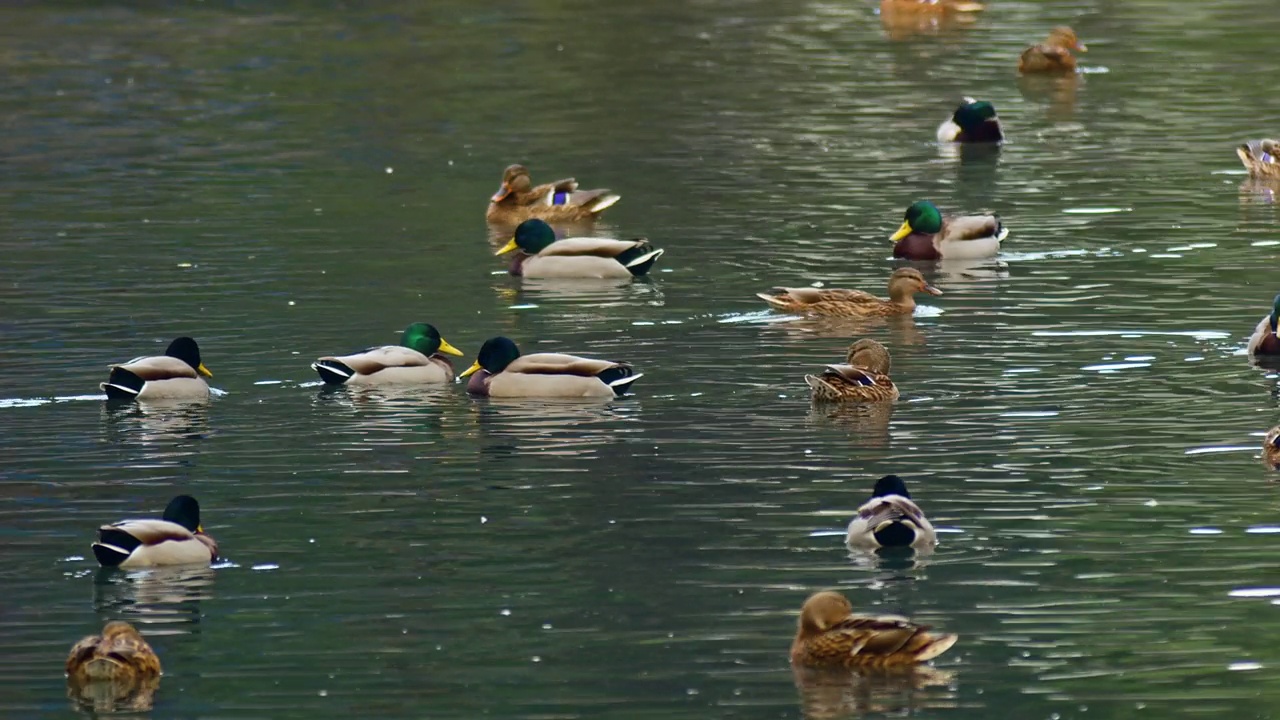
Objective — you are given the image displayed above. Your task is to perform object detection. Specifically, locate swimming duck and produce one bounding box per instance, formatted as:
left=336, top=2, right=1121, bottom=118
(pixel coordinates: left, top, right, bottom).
left=936, top=98, right=1003, bottom=143
left=1237, top=140, right=1280, bottom=180
left=758, top=269, right=941, bottom=318
left=1263, top=426, right=1280, bottom=468
left=66, top=620, right=162, bottom=684
left=845, top=475, right=937, bottom=549
left=1019, top=26, right=1087, bottom=74
left=92, top=495, right=218, bottom=568
left=459, top=336, right=642, bottom=398
left=497, top=219, right=665, bottom=278
left=101, top=337, right=212, bottom=402
left=790, top=591, right=958, bottom=669
left=806, top=339, right=899, bottom=403
left=486, top=164, right=621, bottom=225
left=312, top=323, right=463, bottom=386
left=879, top=0, right=985, bottom=15
left=1247, top=294, right=1280, bottom=356
left=890, top=200, right=1007, bottom=260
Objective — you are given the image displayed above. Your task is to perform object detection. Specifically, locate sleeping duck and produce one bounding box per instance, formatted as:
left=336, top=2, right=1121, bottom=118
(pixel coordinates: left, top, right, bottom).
left=92, top=495, right=218, bottom=568
left=312, top=323, right=463, bottom=385
left=497, top=219, right=664, bottom=278
left=486, top=164, right=621, bottom=225
left=790, top=591, right=958, bottom=669
left=101, top=337, right=212, bottom=402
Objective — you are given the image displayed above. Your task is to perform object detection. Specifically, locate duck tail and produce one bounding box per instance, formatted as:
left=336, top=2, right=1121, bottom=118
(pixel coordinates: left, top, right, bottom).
left=311, top=360, right=354, bottom=385
left=619, top=245, right=664, bottom=277
left=756, top=289, right=791, bottom=308
left=101, top=368, right=144, bottom=400
left=994, top=216, right=1009, bottom=242
left=597, top=365, right=642, bottom=396
left=913, top=632, right=959, bottom=662
left=872, top=520, right=917, bottom=547
left=804, top=374, right=841, bottom=401
left=92, top=527, right=143, bottom=566
left=588, top=193, right=621, bottom=213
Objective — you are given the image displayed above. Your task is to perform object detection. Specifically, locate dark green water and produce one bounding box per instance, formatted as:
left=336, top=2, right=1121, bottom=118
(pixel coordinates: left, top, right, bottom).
left=3, top=1, right=1280, bottom=717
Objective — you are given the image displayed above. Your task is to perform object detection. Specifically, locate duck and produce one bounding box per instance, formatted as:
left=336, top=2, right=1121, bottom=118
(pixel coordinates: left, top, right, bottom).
left=1019, top=26, right=1087, bottom=74
left=890, top=200, right=1007, bottom=260
left=459, top=336, right=642, bottom=398
left=805, top=339, right=899, bottom=403
left=66, top=620, right=162, bottom=684
left=497, top=219, right=665, bottom=278
left=101, top=336, right=212, bottom=401
left=92, top=495, right=218, bottom=568
left=845, top=475, right=936, bottom=549
left=758, top=269, right=941, bottom=318
left=312, top=323, right=464, bottom=386
left=936, top=97, right=1003, bottom=143
left=1263, top=427, right=1280, bottom=468
left=1237, top=140, right=1280, bottom=180
left=1247, top=294, right=1280, bottom=356
left=879, top=0, right=985, bottom=16
left=486, top=164, right=621, bottom=225
left=790, top=591, right=958, bottom=669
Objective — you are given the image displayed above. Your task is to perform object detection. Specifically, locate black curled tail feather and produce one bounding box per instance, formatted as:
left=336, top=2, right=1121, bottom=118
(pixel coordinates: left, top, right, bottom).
left=872, top=522, right=916, bottom=548
left=101, top=367, right=144, bottom=399
left=312, top=360, right=354, bottom=385
left=92, top=527, right=144, bottom=566
left=596, top=363, right=642, bottom=396
left=615, top=241, right=664, bottom=277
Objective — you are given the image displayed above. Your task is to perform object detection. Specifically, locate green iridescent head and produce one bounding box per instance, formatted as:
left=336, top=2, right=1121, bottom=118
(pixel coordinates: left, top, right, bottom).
left=498, top=219, right=558, bottom=256
left=400, top=323, right=463, bottom=357
left=890, top=200, right=944, bottom=241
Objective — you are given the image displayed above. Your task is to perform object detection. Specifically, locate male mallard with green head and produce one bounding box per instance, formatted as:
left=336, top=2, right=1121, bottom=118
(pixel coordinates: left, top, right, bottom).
left=845, top=475, right=936, bottom=549
left=936, top=98, right=1003, bottom=143
left=459, top=336, right=642, bottom=398
left=1019, top=27, right=1087, bottom=74
left=486, top=164, right=621, bottom=225
left=758, top=269, right=941, bottom=318
left=806, top=339, right=899, bottom=403
left=92, top=495, right=218, bottom=568
left=890, top=200, right=1007, bottom=260
left=1237, top=140, right=1280, bottom=180
left=312, top=323, right=464, bottom=386
left=1248, top=294, right=1280, bottom=356
left=101, top=337, right=212, bottom=402
left=790, top=591, right=958, bottom=669
left=497, top=219, right=664, bottom=278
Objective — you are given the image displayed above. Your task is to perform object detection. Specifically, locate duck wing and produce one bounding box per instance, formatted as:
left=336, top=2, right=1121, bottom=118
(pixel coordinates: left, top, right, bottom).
left=320, top=346, right=431, bottom=374
left=758, top=287, right=881, bottom=308
left=851, top=495, right=931, bottom=534
left=507, top=352, right=629, bottom=377
left=538, top=237, right=651, bottom=259
left=941, top=214, right=1005, bottom=241
left=110, top=356, right=198, bottom=381
left=99, top=518, right=195, bottom=546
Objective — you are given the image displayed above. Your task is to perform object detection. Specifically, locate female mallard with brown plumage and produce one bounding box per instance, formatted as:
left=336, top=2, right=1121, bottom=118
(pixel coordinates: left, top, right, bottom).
left=890, top=200, right=1007, bottom=260
left=758, top=269, right=941, bottom=318
left=486, top=164, right=621, bottom=225
left=312, top=323, right=464, bottom=386
left=790, top=591, right=958, bottom=669
left=845, top=475, right=936, bottom=549
left=91, top=495, right=218, bottom=568
left=101, top=336, right=213, bottom=402
left=1247, top=294, right=1280, bottom=357
left=805, top=339, right=899, bottom=403
left=1262, top=426, right=1280, bottom=469
left=879, top=0, right=985, bottom=16
left=1238, top=140, right=1280, bottom=180
left=936, top=98, right=1003, bottom=143
left=497, top=219, right=664, bottom=278
left=459, top=336, right=642, bottom=398
left=1019, top=26, right=1087, bottom=74
left=66, top=621, right=161, bottom=712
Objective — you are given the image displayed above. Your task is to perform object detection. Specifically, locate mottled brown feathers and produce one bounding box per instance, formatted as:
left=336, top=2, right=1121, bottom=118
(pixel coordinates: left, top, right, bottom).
left=790, top=591, right=957, bottom=668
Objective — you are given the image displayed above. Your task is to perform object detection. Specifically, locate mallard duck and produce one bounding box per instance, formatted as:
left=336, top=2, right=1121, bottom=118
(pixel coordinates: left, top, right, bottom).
left=806, top=339, right=899, bottom=403
left=758, top=269, right=941, bottom=318
left=1247, top=294, right=1280, bottom=356
left=486, top=164, right=621, bottom=225
left=101, top=336, right=212, bottom=401
left=1263, top=426, right=1280, bottom=468
left=1019, top=26, right=1087, bottom=74
left=880, top=0, right=985, bottom=15
left=845, top=475, right=936, bottom=548
left=936, top=98, right=1003, bottom=143
left=890, top=200, right=1007, bottom=260
left=459, top=336, right=642, bottom=398
left=1237, top=140, right=1280, bottom=180
left=790, top=591, right=958, bottom=669
left=312, top=323, right=463, bottom=385
left=66, top=621, right=161, bottom=684
left=92, top=495, right=218, bottom=568
left=497, top=219, right=665, bottom=278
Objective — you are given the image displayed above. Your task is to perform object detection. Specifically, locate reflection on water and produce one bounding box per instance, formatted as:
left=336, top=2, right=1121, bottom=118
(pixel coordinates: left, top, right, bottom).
left=793, top=665, right=957, bottom=720
left=91, top=565, right=216, bottom=625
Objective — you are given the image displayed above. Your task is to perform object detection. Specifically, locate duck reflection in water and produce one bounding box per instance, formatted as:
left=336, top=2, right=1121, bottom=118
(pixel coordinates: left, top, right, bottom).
left=101, top=399, right=210, bottom=447
left=793, top=663, right=957, bottom=719
left=93, top=564, right=216, bottom=620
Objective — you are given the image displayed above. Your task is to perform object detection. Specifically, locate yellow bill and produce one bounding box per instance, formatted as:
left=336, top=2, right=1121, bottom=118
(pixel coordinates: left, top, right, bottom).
left=197, top=363, right=213, bottom=378
left=495, top=238, right=519, bottom=256
left=458, top=360, right=483, bottom=378
left=438, top=338, right=464, bottom=356
left=890, top=220, right=913, bottom=242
